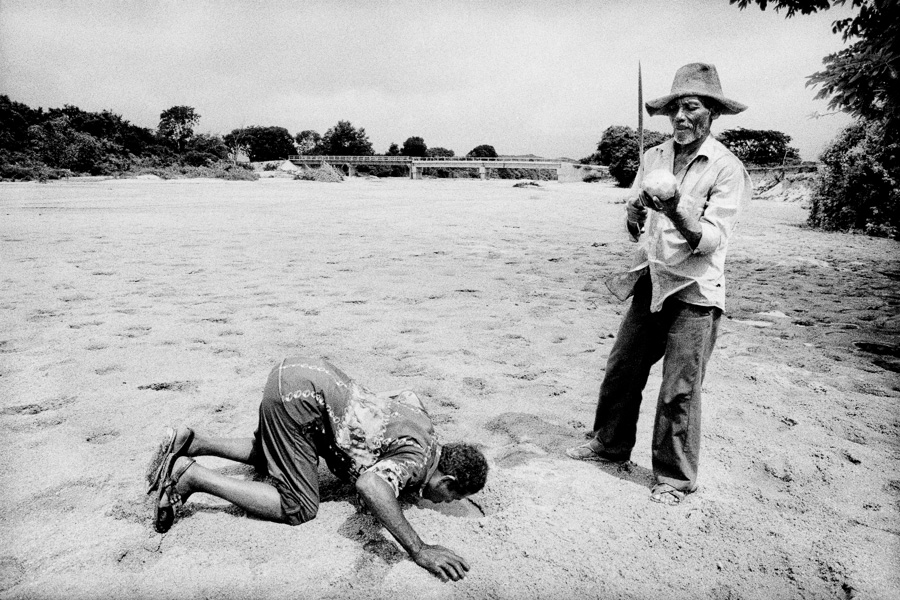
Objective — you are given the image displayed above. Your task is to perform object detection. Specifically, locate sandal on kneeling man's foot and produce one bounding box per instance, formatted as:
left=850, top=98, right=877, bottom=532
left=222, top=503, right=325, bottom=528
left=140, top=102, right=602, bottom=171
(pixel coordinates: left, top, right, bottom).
left=146, top=426, right=194, bottom=494
left=154, top=456, right=195, bottom=534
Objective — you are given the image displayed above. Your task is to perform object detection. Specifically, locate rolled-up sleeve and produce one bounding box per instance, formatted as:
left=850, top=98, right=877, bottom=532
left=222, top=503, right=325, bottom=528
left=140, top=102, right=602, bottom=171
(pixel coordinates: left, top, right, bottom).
left=693, top=160, right=752, bottom=255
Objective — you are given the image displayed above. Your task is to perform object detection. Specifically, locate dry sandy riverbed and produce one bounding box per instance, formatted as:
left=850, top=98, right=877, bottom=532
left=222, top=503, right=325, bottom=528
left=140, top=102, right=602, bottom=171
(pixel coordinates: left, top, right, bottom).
left=1, top=177, right=898, bottom=599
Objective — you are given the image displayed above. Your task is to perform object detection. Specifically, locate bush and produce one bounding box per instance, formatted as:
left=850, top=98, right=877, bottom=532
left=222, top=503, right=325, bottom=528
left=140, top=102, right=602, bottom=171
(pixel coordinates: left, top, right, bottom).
left=293, top=163, right=343, bottom=182
left=0, top=150, right=72, bottom=181
left=130, top=161, right=259, bottom=181
left=0, top=162, right=69, bottom=182
left=493, top=167, right=555, bottom=180
left=583, top=170, right=611, bottom=183
left=182, top=150, right=215, bottom=167
left=808, top=118, right=899, bottom=239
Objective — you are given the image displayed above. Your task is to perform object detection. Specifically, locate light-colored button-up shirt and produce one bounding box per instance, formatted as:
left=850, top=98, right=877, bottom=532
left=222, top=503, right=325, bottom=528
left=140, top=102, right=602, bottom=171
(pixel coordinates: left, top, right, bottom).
left=606, top=135, right=752, bottom=312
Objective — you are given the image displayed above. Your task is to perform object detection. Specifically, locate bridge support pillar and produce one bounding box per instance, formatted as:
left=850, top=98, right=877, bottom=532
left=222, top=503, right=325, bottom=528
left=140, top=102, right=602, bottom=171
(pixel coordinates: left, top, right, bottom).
left=347, top=164, right=357, bottom=177
left=410, top=165, right=421, bottom=180
left=479, top=165, right=487, bottom=180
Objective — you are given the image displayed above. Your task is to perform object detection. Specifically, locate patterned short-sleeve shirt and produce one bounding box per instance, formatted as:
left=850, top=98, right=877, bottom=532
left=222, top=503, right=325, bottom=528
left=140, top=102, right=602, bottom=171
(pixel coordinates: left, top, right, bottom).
left=276, top=357, right=440, bottom=497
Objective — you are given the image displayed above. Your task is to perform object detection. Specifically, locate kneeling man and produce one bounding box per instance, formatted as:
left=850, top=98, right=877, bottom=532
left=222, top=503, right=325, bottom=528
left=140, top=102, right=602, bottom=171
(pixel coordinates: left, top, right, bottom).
left=148, top=356, right=488, bottom=582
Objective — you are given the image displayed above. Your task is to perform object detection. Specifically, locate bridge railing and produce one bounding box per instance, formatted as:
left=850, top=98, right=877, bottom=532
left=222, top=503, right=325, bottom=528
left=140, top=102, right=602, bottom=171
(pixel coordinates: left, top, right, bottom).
left=413, top=156, right=561, bottom=163
left=288, top=155, right=569, bottom=164
left=288, top=155, right=410, bottom=163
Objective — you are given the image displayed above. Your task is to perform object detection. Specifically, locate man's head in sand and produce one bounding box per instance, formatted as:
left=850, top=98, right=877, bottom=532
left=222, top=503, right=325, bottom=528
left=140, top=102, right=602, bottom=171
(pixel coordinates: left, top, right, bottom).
left=422, top=443, right=488, bottom=503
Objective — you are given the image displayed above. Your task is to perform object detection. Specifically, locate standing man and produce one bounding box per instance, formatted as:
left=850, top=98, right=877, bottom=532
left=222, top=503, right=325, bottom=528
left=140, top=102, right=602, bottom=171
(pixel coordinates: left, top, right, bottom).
left=148, top=356, right=488, bottom=582
left=567, top=63, right=752, bottom=505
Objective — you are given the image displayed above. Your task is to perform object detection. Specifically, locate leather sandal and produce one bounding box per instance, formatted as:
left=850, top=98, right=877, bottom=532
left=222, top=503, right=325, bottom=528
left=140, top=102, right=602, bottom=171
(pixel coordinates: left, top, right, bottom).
left=155, top=456, right=195, bottom=534
left=650, top=483, right=692, bottom=505
left=565, top=442, right=627, bottom=464
left=146, top=426, right=194, bottom=494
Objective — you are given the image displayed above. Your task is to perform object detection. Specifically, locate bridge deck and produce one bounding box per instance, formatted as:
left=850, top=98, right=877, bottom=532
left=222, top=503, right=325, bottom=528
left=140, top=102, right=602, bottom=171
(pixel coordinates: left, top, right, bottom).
left=288, top=155, right=564, bottom=168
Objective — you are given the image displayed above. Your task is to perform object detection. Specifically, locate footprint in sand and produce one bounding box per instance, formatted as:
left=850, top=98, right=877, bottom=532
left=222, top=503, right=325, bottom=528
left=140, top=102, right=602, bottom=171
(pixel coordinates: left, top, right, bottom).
left=85, top=429, right=119, bottom=444
left=137, top=381, right=198, bottom=392
left=0, top=395, right=76, bottom=416
left=0, top=556, right=26, bottom=592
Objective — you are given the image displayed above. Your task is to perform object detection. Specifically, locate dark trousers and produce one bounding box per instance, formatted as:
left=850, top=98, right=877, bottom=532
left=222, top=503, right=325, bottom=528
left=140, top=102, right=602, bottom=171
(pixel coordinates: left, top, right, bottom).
left=252, top=365, right=323, bottom=525
left=592, top=275, right=720, bottom=491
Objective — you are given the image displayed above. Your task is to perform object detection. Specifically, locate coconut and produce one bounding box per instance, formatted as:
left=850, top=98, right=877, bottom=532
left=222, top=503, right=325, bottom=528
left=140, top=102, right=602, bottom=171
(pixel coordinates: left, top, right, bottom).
left=642, top=169, right=678, bottom=201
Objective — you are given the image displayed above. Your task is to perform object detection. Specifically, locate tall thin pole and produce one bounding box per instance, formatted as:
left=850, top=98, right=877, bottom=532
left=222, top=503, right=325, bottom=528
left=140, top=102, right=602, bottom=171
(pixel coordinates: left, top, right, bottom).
left=638, top=61, right=644, bottom=173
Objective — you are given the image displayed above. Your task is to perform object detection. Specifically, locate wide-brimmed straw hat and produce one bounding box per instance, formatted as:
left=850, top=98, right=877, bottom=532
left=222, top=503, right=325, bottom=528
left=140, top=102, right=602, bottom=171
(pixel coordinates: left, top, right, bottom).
left=646, top=63, right=747, bottom=116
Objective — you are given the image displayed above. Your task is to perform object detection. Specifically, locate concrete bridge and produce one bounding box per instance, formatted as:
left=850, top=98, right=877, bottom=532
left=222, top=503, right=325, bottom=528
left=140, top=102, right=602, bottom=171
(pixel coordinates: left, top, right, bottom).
left=287, top=155, right=604, bottom=182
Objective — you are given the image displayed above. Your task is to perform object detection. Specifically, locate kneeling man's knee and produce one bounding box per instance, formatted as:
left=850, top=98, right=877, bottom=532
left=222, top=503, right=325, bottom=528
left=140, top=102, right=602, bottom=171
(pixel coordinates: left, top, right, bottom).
left=283, top=508, right=317, bottom=526
left=281, top=499, right=318, bottom=525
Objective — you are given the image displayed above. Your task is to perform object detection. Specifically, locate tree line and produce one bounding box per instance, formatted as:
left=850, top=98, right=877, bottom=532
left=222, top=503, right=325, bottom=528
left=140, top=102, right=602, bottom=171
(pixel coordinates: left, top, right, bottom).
left=0, top=97, right=510, bottom=181
left=581, top=125, right=804, bottom=188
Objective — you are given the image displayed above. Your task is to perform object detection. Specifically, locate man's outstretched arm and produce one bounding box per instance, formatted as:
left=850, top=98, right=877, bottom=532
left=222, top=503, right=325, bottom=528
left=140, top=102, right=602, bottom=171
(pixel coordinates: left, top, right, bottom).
left=355, top=471, right=470, bottom=582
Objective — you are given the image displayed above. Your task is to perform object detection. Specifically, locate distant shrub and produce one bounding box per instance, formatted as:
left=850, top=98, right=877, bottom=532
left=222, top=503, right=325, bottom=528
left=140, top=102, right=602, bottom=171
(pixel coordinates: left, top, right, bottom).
left=0, top=150, right=72, bottom=181
left=130, top=161, right=258, bottom=181
left=182, top=150, right=216, bottom=167
left=426, top=147, right=454, bottom=158
left=808, top=118, right=899, bottom=240
left=492, top=167, right=555, bottom=181
left=208, top=162, right=259, bottom=181
left=293, top=163, right=343, bottom=182
left=583, top=170, right=611, bottom=183
left=0, top=162, right=68, bottom=182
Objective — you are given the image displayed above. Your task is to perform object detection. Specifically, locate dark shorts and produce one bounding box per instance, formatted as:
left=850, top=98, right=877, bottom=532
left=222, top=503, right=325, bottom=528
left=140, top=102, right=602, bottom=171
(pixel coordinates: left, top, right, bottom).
left=252, top=364, right=325, bottom=525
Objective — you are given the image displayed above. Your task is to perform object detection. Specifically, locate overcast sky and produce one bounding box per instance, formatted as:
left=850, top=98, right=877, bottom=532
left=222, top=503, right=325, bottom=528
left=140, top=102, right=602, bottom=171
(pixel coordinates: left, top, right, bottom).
left=1, top=0, right=856, bottom=160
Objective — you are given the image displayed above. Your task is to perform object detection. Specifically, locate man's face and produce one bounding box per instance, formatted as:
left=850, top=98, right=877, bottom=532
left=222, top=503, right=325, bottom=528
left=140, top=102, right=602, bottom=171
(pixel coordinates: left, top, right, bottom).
left=666, top=96, right=715, bottom=146
left=423, top=477, right=467, bottom=504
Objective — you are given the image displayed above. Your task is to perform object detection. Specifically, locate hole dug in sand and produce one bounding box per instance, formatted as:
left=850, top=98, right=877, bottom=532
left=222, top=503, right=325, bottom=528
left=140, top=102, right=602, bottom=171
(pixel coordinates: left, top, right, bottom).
left=417, top=497, right=487, bottom=518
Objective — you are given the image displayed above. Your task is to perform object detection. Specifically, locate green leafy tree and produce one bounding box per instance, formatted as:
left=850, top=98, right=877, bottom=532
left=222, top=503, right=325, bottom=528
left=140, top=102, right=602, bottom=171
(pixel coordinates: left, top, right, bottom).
left=295, top=130, right=322, bottom=155
left=426, top=147, right=455, bottom=158
left=320, top=120, right=374, bottom=155
left=183, top=133, right=228, bottom=166
left=49, top=105, right=159, bottom=160
left=401, top=136, right=428, bottom=157
left=228, top=126, right=296, bottom=162
left=27, top=116, right=107, bottom=174
left=223, top=129, right=250, bottom=161
left=730, top=0, right=898, bottom=130
left=1, top=95, right=45, bottom=153
left=386, top=143, right=401, bottom=156
left=593, top=126, right=669, bottom=187
left=157, top=106, right=199, bottom=153
left=732, top=0, right=899, bottom=237
left=717, top=128, right=801, bottom=165
left=467, top=144, right=498, bottom=158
